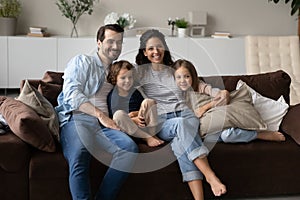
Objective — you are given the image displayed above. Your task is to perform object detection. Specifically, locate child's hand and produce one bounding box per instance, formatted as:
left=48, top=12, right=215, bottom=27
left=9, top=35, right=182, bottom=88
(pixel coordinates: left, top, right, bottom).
left=128, top=111, right=139, bottom=118
left=213, top=90, right=230, bottom=106
left=131, top=115, right=146, bottom=127
left=194, top=102, right=214, bottom=118
left=194, top=107, right=207, bottom=118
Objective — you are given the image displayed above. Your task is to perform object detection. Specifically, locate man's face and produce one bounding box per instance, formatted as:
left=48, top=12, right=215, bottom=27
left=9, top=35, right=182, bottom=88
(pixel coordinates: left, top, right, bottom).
left=97, top=29, right=123, bottom=62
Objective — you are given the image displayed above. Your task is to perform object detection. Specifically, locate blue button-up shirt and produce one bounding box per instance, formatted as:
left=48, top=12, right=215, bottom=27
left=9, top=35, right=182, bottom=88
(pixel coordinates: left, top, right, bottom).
left=55, top=52, right=106, bottom=127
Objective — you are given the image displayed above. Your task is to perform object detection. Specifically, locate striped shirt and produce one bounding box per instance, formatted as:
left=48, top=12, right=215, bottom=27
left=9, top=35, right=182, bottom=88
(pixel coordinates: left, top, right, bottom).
left=135, top=65, right=188, bottom=115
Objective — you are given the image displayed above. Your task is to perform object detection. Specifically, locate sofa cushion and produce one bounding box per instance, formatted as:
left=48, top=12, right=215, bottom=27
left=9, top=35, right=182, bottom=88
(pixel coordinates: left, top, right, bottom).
left=0, top=96, right=56, bottom=152
left=237, top=80, right=289, bottom=132
left=17, top=80, right=60, bottom=141
left=38, top=81, right=62, bottom=107
left=202, top=70, right=291, bottom=105
left=280, top=104, right=300, bottom=145
left=42, top=71, right=64, bottom=85
left=189, top=83, right=267, bottom=136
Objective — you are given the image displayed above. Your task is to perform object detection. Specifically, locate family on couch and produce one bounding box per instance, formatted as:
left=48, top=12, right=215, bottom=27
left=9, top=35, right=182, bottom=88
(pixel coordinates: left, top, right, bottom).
left=55, top=24, right=286, bottom=200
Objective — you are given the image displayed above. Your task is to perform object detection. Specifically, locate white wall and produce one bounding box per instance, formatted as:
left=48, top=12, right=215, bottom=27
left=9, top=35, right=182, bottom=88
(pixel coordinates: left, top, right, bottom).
left=17, top=0, right=297, bottom=37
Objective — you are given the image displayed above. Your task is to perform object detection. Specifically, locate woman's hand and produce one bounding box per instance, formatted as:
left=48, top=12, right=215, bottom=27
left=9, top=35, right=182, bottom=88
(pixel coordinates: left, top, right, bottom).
left=213, top=90, right=230, bottom=106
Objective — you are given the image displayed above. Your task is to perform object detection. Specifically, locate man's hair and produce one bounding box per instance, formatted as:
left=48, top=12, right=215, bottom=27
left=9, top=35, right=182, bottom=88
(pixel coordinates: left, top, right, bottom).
left=96, top=24, right=124, bottom=42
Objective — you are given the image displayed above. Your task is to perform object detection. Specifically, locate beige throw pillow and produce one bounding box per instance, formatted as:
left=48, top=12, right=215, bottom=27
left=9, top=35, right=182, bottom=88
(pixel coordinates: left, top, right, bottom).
left=189, top=83, right=267, bottom=136
left=17, top=80, right=60, bottom=141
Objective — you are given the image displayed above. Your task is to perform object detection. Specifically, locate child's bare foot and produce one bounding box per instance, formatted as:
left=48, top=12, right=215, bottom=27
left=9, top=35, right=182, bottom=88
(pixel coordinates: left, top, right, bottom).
left=144, top=136, right=164, bottom=147
left=257, top=131, right=286, bottom=142
left=206, top=175, right=227, bottom=196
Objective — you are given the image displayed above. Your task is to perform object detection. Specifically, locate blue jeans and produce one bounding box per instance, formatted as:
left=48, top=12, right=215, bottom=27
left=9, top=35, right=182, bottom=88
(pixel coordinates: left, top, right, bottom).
left=60, top=113, right=138, bottom=200
left=157, top=109, right=208, bottom=182
left=204, top=127, right=257, bottom=143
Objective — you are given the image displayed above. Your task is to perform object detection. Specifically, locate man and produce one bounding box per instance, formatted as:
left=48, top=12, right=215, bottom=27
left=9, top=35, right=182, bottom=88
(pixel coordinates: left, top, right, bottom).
left=55, top=24, right=138, bottom=200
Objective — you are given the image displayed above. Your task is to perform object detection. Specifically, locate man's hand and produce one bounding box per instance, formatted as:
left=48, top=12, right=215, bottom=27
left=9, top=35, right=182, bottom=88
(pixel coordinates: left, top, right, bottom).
left=98, top=114, right=120, bottom=130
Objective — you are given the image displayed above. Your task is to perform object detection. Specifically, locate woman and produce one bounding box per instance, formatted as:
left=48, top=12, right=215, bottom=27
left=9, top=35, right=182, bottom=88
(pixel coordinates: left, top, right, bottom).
left=134, top=29, right=226, bottom=199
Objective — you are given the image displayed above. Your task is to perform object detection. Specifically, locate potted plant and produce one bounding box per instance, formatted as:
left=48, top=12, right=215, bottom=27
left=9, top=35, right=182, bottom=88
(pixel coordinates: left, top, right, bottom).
left=0, top=0, right=21, bottom=36
left=268, top=0, right=300, bottom=36
left=56, top=0, right=99, bottom=37
left=175, top=18, right=189, bottom=37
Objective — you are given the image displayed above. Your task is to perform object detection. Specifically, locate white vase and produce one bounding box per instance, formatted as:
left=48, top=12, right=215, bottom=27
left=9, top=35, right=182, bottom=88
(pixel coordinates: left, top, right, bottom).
left=177, top=28, right=187, bottom=38
left=0, top=17, right=17, bottom=36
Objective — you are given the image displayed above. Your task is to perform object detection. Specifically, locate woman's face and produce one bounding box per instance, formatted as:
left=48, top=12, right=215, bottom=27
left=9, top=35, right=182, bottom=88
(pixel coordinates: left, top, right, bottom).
left=174, top=66, right=193, bottom=91
left=116, top=67, right=134, bottom=93
left=143, top=37, right=165, bottom=64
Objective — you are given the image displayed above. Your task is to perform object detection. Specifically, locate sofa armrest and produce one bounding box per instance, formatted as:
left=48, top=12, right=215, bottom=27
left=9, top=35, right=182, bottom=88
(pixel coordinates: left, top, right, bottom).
left=280, top=103, right=300, bottom=145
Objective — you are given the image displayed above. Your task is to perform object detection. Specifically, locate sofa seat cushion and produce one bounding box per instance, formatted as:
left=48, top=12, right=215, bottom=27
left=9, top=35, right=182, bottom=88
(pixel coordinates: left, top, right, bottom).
left=0, top=132, right=30, bottom=172
left=205, top=136, right=300, bottom=198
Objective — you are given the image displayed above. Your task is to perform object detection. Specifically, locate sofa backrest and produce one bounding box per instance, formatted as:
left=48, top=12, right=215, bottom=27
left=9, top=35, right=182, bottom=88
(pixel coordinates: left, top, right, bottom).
left=20, top=70, right=291, bottom=107
left=202, top=70, right=291, bottom=105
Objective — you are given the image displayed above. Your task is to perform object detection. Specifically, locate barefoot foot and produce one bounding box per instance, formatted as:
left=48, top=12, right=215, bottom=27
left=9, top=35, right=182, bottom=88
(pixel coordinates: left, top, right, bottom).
left=144, top=136, right=164, bottom=147
left=257, top=131, right=286, bottom=142
left=206, top=176, right=227, bottom=197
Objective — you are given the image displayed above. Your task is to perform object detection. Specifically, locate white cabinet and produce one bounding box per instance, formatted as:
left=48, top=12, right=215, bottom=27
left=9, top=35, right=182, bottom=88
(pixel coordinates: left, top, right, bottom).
left=0, top=36, right=246, bottom=88
left=57, top=37, right=96, bottom=72
left=120, top=37, right=246, bottom=76
left=8, top=37, right=57, bottom=88
left=0, top=37, right=8, bottom=88
left=57, top=37, right=139, bottom=71
left=119, top=37, right=140, bottom=63
left=119, top=37, right=190, bottom=63
left=189, top=37, right=246, bottom=76
left=166, top=37, right=189, bottom=60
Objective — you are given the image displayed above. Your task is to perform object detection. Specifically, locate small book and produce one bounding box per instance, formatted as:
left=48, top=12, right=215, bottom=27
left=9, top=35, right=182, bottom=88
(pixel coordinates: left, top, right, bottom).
left=29, top=26, right=47, bottom=34
left=211, top=31, right=232, bottom=38
left=27, top=32, right=50, bottom=37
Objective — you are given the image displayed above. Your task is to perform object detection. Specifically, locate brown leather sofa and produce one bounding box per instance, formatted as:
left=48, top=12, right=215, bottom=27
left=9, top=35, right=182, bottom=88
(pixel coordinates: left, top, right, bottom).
left=1, top=70, right=300, bottom=200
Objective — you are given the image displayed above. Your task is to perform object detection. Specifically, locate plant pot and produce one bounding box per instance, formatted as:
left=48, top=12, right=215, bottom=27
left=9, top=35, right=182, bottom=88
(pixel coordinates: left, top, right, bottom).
left=177, top=28, right=187, bottom=38
left=0, top=17, right=17, bottom=36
